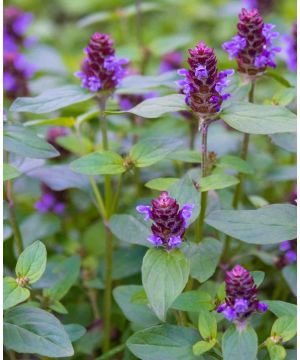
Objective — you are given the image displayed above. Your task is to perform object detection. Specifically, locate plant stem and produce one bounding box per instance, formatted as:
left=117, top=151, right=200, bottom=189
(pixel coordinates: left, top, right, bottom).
left=102, top=226, right=113, bottom=353
left=96, top=343, right=126, bottom=360
left=89, top=177, right=107, bottom=219
left=222, top=80, right=255, bottom=261
left=195, top=120, right=209, bottom=242
left=98, top=98, right=114, bottom=353
left=5, top=179, right=23, bottom=256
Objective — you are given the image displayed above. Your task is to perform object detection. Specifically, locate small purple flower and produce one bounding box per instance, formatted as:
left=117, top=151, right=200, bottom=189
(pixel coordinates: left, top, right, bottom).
left=277, top=239, right=297, bottom=268
left=217, top=264, right=268, bottom=325
left=285, top=250, right=297, bottom=263
left=177, top=41, right=234, bottom=117
left=35, top=184, right=67, bottom=215
left=4, top=7, right=33, bottom=52
left=136, top=191, right=193, bottom=250
left=279, top=241, right=291, bottom=251
left=159, top=51, right=184, bottom=73
left=75, top=33, right=128, bottom=93
left=223, top=8, right=281, bottom=77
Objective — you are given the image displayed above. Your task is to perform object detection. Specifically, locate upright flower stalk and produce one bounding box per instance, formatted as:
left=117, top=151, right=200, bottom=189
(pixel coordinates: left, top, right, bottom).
left=217, top=264, right=268, bottom=331
left=178, top=41, right=234, bottom=241
left=75, top=32, right=127, bottom=353
left=222, top=8, right=280, bottom=259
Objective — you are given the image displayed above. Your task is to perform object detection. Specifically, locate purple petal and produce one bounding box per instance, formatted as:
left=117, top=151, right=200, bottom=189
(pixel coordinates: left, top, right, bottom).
left=136, top=205, right=152, bottom=221
left=168, top=236, right=182, bottom=248
left=147, top=234, right=163, bottom=247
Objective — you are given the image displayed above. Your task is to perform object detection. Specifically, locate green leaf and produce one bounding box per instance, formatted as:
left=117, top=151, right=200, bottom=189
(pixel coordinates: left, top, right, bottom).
left=127, top=94, right=187, bottom=118
left=113, top=285, right=160, bottom=326
left=64, top=324, right=86, bottom=342
left=43, top=256, right=80, bottom=301
left=3, top=277, right=30, bottom=310
left=56, top=134, right=93, bottom=155
left=49, top=300, right=68, bottom=314
left=149, top=34, right=192, bottom=55
left=4, top=124, right=59, bottom=159
left=127, top=324, right=200, bottom=360
left=3, top=164, right=21, bottom=181
left=250, top=271, right=265, bottom=287
left=142, top=248, right=190, bottom=321
left=186, top=238, right=222, bottom=282
left=4, top=305, right=74, bottom=357
left=264, top=71, right=292, bottom=87
left=109, top=214, right=151, bottom=247
left=20, top=213, right=60, bottom=247
left=266, top=341, right=286, bottom=360
left=145, top=177, right=179, bottom=191
left=71, top=151, right=126, bottom=175
left=200, top=173, right=239, bottom=192
left=270, top=133, right=297, bottom=153
left=272, top=87, right=296, bottom=106
left=205, top=204, right=297, bottom=244
left=271, top=316, right=297, bottom=342
left=282, top=264, right=297, bottom=296
left=217, top=155, right=254, bottom=174
left=130, top=137, right=182, bottom=168
left=192, top=339, right=216, bottom=356
left=24, top=117, right=76, bottom=127
left=10, top=85, right=94, bottom=114
left=222, top=325, right=258, bottom=360
left=171, top=290, right=213, bottom=312
left=265, top=300, right=296, bottom=318
left=15, top=241, right=47, bottom=284
left=198, top=308, right=217, bottom=340
left=166, top=150, right=202, bottom=163
left=221, top=103, right=296, bottom=134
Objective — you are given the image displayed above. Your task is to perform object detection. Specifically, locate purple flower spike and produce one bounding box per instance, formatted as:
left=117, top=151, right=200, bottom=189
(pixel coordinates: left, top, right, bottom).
left=217, top=264, right=267, bottom=325
left=177, top=41, right=234, bottom=118
left=223, top=8, right=281, bottom=78
left=75, top=33, right=128, bottom=93
left=137, top=192, right=193, bottom=251
left=36, top=184, right=67, bottom=215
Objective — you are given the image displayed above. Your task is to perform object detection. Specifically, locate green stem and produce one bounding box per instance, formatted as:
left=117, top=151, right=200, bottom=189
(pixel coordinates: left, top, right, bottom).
left=89, top=177, right=107, bottom=219
left=102, top=226, right=113, bottom=353
left=111, top=175, right=123, bottom=213
left=257, top=342, right=266, bottom=352
left=195, top=120, right=209, bottom=242
left=5, top=180, right=23, bottom=256
left=96, top=343, right=126, bottom=360
left=222, top=80, right=255, bottom=261
left=98, top=97, right=114, bottom=353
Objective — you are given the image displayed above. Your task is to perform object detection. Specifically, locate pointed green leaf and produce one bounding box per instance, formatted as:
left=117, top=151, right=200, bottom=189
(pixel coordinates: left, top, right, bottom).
left=266, top=341, right=286, bottom=360
left=200, top=173, right=239, bottom=192
left=221, top=103, right=296, bottom=134
left=127, top=324, right=200, bottom=360
left=205, top=205, right=297, bottom=244
left=264, top=300, right=296, bottom=318
left=171, top=290, right=213, bottom=312
left=10, top=85, right=94, bottom=114
left=130, top=137, right=182, bottom=167
left=198, top=308, right=217, bottom=340
left=142, top=248, right=190, bottom=321
left=3, top=277, right=30, bottom=310
left=217, top=155, right=254, bottom=174
left=4, top=305, right=74, bottom=357
left=15, top=241, right=47, bottom=284
left=71, top=151, right=126, bottom=175
left=192, top=339, right=216, bottom=356
left=222, top=325, right=258, bottom=360
left=271, top=316, right=296, bottom=342
left=145, top=177, right=179, bottom=191
left=127, top=94, right=187, bottom=118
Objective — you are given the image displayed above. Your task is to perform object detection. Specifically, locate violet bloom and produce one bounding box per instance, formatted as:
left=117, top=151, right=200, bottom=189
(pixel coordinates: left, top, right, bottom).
left=223, top=8, right=281, bottom=78
left=75, top=33, right=128, bottom=93
left=136, top=191, right=194, bottom=250
left=35, top=184, right=66, bottom=215
left=4, top=7, right=33, bottom=52
left=4, top=52, right=35, bottom=100
left=177, top=41, right=234, bottom=118
left=217, top=265, right=267, bottom=328
left=159, top=51, right=184, bottom=73
left=277, top=240, right=297, bottom=268
left=284, top=22, right=297, bottom=72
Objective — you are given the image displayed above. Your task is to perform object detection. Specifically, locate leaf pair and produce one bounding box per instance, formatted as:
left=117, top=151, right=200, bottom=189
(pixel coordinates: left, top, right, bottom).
left=4, top=241, right=47, bottom=310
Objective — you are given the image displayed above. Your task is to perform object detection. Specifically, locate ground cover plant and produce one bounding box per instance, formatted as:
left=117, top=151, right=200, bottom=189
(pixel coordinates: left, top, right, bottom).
left=3, top=0, right=297, bottom=359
